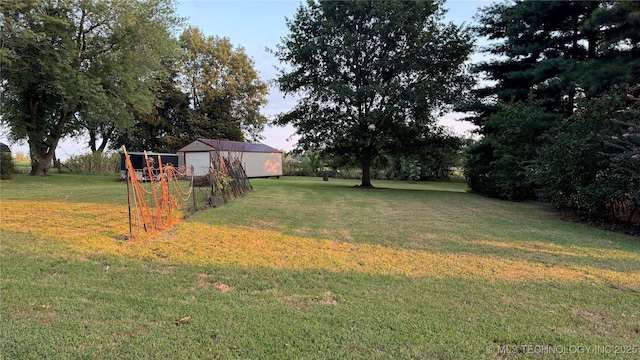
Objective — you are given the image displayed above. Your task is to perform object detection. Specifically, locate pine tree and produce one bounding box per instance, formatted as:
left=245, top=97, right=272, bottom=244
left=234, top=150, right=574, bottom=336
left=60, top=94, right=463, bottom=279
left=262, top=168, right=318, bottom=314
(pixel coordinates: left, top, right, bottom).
left=463, top=0, right=639, bottom=200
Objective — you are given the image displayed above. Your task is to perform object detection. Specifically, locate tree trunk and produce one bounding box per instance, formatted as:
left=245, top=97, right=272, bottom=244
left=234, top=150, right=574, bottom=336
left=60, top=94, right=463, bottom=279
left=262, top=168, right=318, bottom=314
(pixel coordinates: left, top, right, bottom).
left=89, top=128, right=98, bottom=153
left=96, top=136, right=109, bottom=152
left=360, top=157, right=373, bottom=188
left=27, top=111, right=64, bottom=176
left=96, top=126, right=114, bottom=153
left=26, top=98, right=66, bottom=176
left=29, top=138, right=58, bottom=176
left=89, top=126, right=114, bottom=153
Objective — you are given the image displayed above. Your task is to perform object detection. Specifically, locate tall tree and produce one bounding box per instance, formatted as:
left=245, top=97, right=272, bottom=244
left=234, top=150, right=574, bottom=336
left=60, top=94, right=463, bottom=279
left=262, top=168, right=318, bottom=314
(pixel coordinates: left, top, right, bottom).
left=472, top=0, right=604, bottom=109
left=0, top=0, right=181, bottom=175
left=272, top=0, right=473, bottom=187
left=114, top=62, right=192, bottom=153
left=462, top=0, right=640, bottom=199
left=179, top=26, right=269, bottom=142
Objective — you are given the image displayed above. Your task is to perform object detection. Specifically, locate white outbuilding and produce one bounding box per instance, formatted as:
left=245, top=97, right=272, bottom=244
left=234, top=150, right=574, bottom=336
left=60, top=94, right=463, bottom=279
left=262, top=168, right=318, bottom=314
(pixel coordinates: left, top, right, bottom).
left=176, top=139, right=283, bottom=178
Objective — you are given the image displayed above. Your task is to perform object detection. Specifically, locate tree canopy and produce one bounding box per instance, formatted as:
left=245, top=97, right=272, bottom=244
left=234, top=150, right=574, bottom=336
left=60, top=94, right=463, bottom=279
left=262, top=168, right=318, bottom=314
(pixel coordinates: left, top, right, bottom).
left=114, top=26, right=270, bottom=153
left=179, top=26, right=269, bottom=142
left=1, top=0, right=182, bottom=175
left=272, top=0, right=473, bottom=187
left=113, top=61, right=192, bottom=153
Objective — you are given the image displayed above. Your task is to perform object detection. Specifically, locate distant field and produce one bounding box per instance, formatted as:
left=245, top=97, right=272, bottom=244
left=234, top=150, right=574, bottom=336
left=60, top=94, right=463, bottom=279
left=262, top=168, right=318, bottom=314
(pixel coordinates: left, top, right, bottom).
left=13, top=158, right=30, bottom=173
left=1, top=174, right=638, bottom=359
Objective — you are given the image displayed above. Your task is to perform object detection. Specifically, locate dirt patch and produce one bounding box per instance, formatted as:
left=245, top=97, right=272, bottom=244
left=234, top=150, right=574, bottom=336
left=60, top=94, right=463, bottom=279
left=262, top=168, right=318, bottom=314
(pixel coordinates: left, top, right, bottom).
left=282, top=291, right=339, bottom=309
left=197, top=273, right=230, bottom=293
left=575, top=308, right=610, bottom=322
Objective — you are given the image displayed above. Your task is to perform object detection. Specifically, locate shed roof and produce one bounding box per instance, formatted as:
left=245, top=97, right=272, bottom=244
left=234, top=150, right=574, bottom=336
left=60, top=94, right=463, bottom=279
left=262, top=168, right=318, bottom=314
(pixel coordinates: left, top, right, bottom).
left=118, top=150, right=178, bottom=157
left=179, top=139, right=280, bottom=153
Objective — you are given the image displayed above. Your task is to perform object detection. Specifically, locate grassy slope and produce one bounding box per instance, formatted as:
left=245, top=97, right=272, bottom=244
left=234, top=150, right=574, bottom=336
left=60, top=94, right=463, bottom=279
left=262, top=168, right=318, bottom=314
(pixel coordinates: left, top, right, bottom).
left=1, top=174, right=639, bottom=359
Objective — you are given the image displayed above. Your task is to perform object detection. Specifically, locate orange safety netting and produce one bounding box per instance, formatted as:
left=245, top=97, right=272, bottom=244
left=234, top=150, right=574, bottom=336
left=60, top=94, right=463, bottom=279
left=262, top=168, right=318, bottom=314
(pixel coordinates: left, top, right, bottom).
left=122, top=146, right=193, bottom=238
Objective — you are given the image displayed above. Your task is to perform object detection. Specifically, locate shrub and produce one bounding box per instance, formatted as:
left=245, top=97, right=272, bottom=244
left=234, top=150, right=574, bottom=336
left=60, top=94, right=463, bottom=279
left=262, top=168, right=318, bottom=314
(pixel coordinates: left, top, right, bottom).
left=283, top=156, right=305, bottom=176
left=540, top=87, right=640, bottom=223
left=65, top=152, right=120, bottom=175
left=0, top=152, right=14, bottom=179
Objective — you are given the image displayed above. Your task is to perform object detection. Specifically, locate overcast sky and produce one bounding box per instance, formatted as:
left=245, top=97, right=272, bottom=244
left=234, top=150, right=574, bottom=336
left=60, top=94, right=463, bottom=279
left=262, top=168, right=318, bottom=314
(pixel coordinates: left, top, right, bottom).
left=1, top=0, right=493, bottom=159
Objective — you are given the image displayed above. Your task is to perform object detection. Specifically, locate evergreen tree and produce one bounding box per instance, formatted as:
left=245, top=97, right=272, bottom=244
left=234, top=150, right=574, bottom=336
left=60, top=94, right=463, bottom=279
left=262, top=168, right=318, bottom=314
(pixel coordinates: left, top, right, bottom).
left=463, top=0, right=639, bottom=200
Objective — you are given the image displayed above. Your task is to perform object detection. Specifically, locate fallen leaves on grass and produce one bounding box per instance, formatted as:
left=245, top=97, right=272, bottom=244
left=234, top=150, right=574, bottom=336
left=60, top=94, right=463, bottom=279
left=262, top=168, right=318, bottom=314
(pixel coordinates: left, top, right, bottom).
left=175, top=316, right=191, bottom=326
left=321, top=291, right=338, bottom=305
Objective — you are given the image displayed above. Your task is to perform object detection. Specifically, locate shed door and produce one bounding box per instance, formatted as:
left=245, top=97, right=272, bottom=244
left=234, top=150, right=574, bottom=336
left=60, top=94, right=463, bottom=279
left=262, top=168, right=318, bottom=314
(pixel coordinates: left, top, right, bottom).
left=185, top=152, right=211, bottom=176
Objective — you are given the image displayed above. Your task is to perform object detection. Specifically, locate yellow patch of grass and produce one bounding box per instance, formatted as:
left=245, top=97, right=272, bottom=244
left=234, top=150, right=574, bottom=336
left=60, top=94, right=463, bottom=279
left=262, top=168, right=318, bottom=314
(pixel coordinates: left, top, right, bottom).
left=1, top=200, right=130, bottom=252
left=2, top=200, right=638, bottom=289
left=472, top=239, right=640, bottom=262
left=125, top=222, right=638, bottom=288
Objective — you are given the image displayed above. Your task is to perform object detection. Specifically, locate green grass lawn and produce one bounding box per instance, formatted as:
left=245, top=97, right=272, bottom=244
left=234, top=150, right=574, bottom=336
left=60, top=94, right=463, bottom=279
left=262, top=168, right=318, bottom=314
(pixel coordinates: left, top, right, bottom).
left=12, top=158, right=31, bottom=173
left=1, top=174, right=639, bottom=359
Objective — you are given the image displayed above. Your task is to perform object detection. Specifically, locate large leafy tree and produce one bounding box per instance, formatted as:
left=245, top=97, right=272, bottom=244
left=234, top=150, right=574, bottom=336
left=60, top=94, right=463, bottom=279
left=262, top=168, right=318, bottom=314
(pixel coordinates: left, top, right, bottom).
left=0, top=0, right=181, bottom=175
left=114, top=62, right=192, bottom=153
left=114, top=27, right=269, bottom=153
left=272, top=0, right=473, bottom=187
left=179, top=26, right=269, bottom=142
